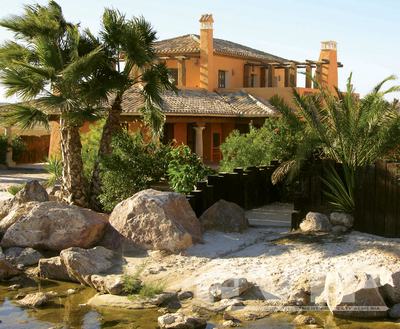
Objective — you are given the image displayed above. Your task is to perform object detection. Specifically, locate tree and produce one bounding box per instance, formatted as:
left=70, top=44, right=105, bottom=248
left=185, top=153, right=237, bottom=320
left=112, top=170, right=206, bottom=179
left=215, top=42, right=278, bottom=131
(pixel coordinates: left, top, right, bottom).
left=269, top=73, right=400, bottom=181
left=0, top=1, right=104, bottom=207
left=88, top=9, right=177, bottom=210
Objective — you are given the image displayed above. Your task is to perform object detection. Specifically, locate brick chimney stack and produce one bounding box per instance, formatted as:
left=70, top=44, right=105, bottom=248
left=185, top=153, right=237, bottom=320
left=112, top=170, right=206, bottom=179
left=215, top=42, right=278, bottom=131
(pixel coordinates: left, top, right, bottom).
left=318, top=40, right=338, bottom=92
left=199, top=14, right=214, bottom=92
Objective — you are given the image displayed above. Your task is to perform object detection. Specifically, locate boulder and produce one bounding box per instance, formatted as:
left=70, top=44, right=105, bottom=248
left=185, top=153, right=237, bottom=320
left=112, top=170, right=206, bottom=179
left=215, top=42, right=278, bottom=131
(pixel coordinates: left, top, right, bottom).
left=4, top=247, right=44, bottom=266
left=38, top=256, right=75, bottom=282
left=0, top=199, right=12, bottom=220
left=17, top=292, right=48, bottom=307
left=210, top=278, right=252, bottom=300
left=0, top=246, right=20, bottom=279
left=300, top=212, right=332, bottom=232
left=293, top=315, right=316, bottom=325
left=199, top=200, right=249, bottom=233
left=0, top=202, right=38, bottom=238
left=60, top=246, right=116, bottom=288
left=148, top=292, right=177, bottom=306
left=389, top=303, right=400, bottom=319
left=324, top=271, right=388, bottom=318
left=1, top=202, right=109, bottom=251
left=377, top=267, right=400, bottom=304
left=288, top=273, right=326, bottom=306
left=91, top=274, right=125, bottom=295
left=330, top=212, right=354, bottom=229
left=12, top=180, right=48, bottom=205
left=158, top=313, right=207, bottom=329
left=107, top=189, right=204, bottom=253
left=332, top=225, right=348, bottom=235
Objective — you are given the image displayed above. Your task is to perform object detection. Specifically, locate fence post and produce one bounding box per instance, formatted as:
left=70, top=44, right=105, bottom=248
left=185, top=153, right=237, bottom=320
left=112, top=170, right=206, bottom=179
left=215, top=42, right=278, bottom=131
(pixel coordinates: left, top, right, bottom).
left=196, top=181, right=208, bottom=214
left=374, top=159, right=389, bottom=237
left=364, top=164, right=376, bottom=235
left=354, top=166, right=366, bottom=232
left=191, top=190, right=204, bottom=217
left=233, top=168, right=245, bottom=208
left=186, top=195, right=196, bottom=213
left=385, top=163, right=397, bottom=238
left=207, top=175, right=220, bottom=205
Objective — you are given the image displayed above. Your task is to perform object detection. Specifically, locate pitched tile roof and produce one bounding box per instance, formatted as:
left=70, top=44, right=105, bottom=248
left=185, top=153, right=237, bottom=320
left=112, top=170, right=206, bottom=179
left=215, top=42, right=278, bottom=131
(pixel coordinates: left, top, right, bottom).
left=120, top=87, right=276, bottom=117
left=154, top=34, right=288, bottom=63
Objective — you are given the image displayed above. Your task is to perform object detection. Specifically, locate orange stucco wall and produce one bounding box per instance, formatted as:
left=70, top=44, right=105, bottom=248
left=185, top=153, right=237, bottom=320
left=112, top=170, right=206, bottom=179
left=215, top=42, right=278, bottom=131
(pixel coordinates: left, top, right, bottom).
left=173, top=122, right=187, bottom=145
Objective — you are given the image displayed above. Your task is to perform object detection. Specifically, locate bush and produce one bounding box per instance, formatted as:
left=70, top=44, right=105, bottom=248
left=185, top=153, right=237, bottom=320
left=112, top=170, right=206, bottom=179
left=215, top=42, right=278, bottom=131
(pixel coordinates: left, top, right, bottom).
left=0, top=134, right=27, bottom=165
left=8, top=183, right=26, bottom=195
left=81, top=118, right=106, bottom=181
left=43, top=154, right=62, bottom=186
left=168, top=144, right=216, bottom=195
left=99, top=130, right=172, bottom=212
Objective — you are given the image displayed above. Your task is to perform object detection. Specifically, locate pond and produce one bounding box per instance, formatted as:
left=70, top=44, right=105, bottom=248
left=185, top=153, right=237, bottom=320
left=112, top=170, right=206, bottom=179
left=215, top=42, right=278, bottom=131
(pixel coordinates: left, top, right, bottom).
left=0, top=276, right=399, bottom=328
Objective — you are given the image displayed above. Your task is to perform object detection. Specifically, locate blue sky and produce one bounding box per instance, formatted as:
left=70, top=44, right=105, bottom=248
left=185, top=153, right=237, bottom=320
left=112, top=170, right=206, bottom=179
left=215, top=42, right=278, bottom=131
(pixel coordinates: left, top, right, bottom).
left=0, top=0, right=399, bottom=102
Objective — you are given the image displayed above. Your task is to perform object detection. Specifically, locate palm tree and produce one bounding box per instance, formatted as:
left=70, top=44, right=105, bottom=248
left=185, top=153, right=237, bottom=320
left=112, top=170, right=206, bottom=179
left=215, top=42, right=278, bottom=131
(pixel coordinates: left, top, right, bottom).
left=0, top=1, right=104, bottom=207
left=269, top=73, right=400, bottom=182
left=88, top=9, right=177, bottom=210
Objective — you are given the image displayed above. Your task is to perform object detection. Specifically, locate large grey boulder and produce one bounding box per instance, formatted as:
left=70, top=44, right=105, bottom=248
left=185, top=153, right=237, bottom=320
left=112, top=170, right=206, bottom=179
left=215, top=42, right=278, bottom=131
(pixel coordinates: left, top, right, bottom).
left=60, top=246, right=116, bottom=288
left=105, top=189, right=204, bottom=253
left=199, top=200, right=249, bottom=233
left=13, top=180, right=48, bottom=205
left=377, top=267, right=400, bottom=304
left=4, top=247, right=44, bottom=266
left=91, top=274, right=125, bottom=295
left=1, top=202, right=109, bottom=251
left=38, top=256, right=76, bottom=282
left=0, top=247, right=20, bottom=279
left=324, top=271, right=388, bottom=318
left=0, top=202, right=38, bottom=238
left=300, top=212, right=332, bottom=233
left=330, top=212, right=354, bottom=229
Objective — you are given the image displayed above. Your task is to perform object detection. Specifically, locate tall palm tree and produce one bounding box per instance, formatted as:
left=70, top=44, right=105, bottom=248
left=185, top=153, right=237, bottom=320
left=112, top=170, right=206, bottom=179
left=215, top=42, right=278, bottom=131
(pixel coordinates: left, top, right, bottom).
left=0, top=1, right=104, bottom=207
left=270, top=73, right=400, bottom=182
left=88, top=9, right=177, bottom=210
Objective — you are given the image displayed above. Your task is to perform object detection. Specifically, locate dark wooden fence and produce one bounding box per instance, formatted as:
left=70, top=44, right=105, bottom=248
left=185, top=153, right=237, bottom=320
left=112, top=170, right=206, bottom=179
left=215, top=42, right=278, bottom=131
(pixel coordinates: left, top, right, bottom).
left=292, top=158, right=400, bottom=238
left=187, top=161, right=281, bottom=217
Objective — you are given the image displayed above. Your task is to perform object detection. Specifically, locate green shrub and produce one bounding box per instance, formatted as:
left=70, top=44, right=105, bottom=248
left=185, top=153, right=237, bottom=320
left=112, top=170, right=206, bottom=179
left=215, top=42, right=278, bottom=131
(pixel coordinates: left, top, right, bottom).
left=0, top=134, right=28, bottom=165
left=168, top=144, right=216, bottom=195
left=81, top=118, right=106, bottom=180
left=99, top=130, right=173, bottom=212
left=8, top=183, right=26, bottom=195
left=43, top=154, right=62, bottom=186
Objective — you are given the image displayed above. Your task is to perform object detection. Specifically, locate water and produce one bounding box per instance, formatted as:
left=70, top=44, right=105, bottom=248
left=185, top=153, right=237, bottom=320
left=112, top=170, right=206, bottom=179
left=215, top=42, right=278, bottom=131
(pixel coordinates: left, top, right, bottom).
left=0, top=277, right=399, bottom=328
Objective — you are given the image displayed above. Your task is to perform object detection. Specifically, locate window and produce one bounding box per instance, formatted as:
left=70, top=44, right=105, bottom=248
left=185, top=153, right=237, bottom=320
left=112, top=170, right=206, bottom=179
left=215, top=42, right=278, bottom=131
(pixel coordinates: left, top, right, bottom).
left=218, top=70, right=229, bottom=88
left=168, top=68, right=178, bottom=85
left=161, top=123, right=174, bottom=145
left=251, top=74, right=258, bottom=88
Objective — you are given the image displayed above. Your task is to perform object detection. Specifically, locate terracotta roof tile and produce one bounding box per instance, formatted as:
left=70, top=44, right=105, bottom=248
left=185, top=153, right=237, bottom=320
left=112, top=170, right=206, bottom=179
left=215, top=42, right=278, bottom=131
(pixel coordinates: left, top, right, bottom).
left=154, top=34, right=287, bottom=62
left=119, top=87, right=276, bottom=117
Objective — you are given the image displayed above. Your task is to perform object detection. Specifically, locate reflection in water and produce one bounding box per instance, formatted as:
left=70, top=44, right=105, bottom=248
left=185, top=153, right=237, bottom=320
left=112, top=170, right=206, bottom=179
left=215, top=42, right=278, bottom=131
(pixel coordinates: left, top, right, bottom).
left=0, top=277, right=399, bottom=328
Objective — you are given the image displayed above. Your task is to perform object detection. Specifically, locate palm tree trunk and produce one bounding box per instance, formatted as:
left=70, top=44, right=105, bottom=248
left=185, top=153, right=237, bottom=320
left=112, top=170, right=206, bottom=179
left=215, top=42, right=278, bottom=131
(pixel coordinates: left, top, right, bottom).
left=60, top=118, right=88, bottom=208
left=89, top=94, right=122, bottom=211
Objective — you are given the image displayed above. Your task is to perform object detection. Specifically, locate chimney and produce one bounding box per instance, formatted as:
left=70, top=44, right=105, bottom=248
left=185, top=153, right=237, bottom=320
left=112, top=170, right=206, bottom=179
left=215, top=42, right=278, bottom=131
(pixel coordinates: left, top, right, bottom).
left=318, top=40, right=338, bottom=92
left=199, top=14, right=214, bottom=92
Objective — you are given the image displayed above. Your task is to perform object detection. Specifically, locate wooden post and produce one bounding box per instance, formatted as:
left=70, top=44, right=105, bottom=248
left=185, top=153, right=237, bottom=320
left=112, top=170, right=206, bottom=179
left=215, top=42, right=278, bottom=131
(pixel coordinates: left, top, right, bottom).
left=290, top=62, right=297, bottom=87
left=305, top=65, right=312, bottom=89
left=354, top=166, right=366, bottom=232
left=374, top=159, right=389, bottom=237
left=191, top=190, right=204, bottom=217
left=186, top=195, right=196, bottom=213
left=315, top=63, right=322, bottom=89
left=207, top=175, right=220, bottom=204
left=197, top=181, right=208, bottom=213
left=385, top=163, right=397, bottom=238
left=233, top=168, right=245, bottom=208
left=364, top=164, right=376, bottom=234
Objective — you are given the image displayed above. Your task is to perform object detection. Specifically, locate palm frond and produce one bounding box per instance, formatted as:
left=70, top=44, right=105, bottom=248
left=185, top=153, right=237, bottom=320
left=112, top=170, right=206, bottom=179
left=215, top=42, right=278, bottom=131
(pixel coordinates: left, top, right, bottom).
left=271, top=160, right=296, bottom=184
left=0, top=103, right=49, bottom=131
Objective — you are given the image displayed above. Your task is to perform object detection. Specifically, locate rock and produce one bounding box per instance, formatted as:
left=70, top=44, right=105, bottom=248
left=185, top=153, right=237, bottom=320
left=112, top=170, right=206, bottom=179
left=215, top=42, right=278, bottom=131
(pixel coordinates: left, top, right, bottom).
left=17, top=292, right=48, bottom=306
left=38, top=256, right=75, bottom=282
left=148, top=292, right=177, bottom=306
left=60, top=246, right=116, bottom=288
left=218, top=299, right=244, bottom=309
left=223, top=313, right=235, bottom=320
left=1, top=202, right=109, bottom=251
left=0, top=202, right=38, bottom=238
left=389, top=303, right=400, bottom=318
left=332, top=225, right=348, bottom=234
left=324, top=271, right=388, bottom=318
left=293, top=315, right=316, bottom=324
left=91, top=274, right=125, bottom=295
left=12, top=180, right=48, bottom=205
left=0, top=246, right=20, bottom=279
left=245, top=313, right=262, bottom=320
left=8, top=284, right=21, bottom=290
left=288, top=273, right=326, bottom=306
left=210, top=278, right=252, bottom=300
left=178, top=291, right=194, bottom=300
left=300, top=212, right=332, bottom=232
left=0, top=199, right=12, bottom=220
left=4, top=247, right=44, bottom=266
left=222, top=320, right=238, bottom=327
left=46, top=185, right=61, bottom=196
left=377, top=267, right=400, bottom=304
left=199, top=200, right=249, bottom=233
left=158, top=313, right=207, bottom=329
left=330, top=212, right=354, bottom=228
left=106, top=189, right=204, bottom=253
